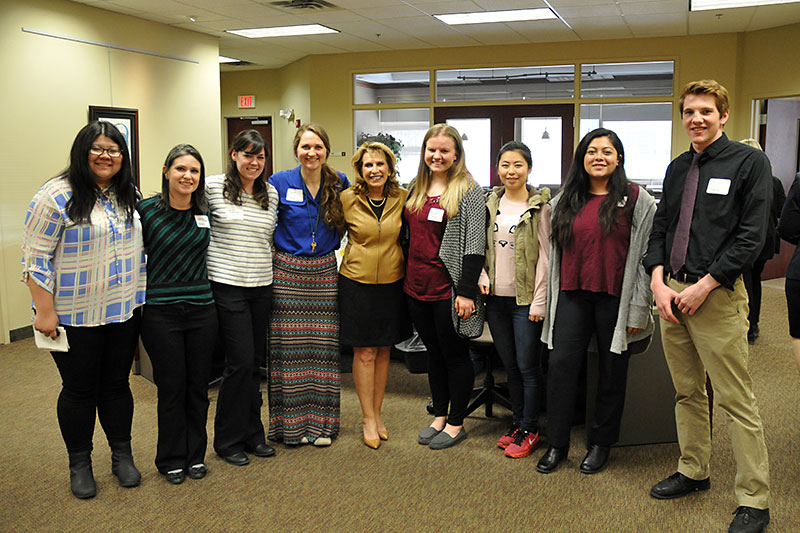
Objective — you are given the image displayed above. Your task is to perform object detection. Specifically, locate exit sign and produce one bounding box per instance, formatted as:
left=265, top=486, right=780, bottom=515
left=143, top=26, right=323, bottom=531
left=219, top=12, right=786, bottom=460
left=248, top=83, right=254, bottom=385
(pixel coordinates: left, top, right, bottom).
left=238, top=95, right=255, bottom=108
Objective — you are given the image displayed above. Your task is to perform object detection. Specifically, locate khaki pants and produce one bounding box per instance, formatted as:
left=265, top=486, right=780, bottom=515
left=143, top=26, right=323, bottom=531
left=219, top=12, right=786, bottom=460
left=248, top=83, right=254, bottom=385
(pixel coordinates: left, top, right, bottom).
left=660, top=277, right=770, bottom=509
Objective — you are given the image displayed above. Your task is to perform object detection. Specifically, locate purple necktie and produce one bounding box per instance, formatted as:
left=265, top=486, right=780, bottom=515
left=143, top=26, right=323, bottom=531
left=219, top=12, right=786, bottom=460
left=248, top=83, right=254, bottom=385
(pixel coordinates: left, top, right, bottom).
left=669, top=152, right=702, bottom=274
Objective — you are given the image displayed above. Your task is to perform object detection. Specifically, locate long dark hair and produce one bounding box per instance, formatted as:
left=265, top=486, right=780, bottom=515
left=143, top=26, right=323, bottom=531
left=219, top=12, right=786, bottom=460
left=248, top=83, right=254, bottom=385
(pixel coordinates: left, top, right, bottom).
left=157, top=144, right=207, bottom=214
left=551, top=128, right=633, bottom=250
left=294, top=123, right=345, bottom=233
left=63, top=121, right=137, bottom=223
left=224, top=130, right=271, bottom=210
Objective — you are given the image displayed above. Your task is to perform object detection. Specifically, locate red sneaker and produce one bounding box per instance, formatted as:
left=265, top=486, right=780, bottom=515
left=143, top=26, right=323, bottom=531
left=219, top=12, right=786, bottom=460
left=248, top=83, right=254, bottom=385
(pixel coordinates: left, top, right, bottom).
left=496, top=425, right=520, bottom=449
left=505, top=430, right=540, bottom=458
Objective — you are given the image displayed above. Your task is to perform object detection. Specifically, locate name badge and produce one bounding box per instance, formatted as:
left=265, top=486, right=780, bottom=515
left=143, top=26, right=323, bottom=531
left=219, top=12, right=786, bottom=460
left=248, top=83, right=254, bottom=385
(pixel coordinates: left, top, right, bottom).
left=428, top=207, right=445, bottom=223
left=706, top=178, right=731, bottom=195
left=617, top=196, right=628, bottom=208
left=195, top=215, right=210, bottom=228
left=286, top=188, right=304, bottom=202
left=225, top=208, right=244, bottom=221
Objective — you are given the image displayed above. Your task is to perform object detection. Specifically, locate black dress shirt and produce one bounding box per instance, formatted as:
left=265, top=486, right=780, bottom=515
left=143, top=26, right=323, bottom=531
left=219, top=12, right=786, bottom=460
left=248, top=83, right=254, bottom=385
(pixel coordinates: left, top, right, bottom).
left=778, top=172, right=800, bottom=280
left=644, top=133, right=772, bottom=290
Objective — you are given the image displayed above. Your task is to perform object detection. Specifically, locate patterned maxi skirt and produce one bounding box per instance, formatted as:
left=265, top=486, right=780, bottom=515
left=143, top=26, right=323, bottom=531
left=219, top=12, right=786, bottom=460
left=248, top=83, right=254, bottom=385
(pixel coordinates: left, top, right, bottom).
left=268, top=250, right=340, bottom=444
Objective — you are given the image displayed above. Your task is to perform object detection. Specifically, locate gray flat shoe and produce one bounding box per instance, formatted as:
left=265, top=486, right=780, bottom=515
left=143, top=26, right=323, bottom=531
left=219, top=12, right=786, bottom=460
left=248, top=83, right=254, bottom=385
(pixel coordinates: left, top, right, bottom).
left=429, top=428, right=468, bottom=450
left=418, top=426, right=442, bottom=445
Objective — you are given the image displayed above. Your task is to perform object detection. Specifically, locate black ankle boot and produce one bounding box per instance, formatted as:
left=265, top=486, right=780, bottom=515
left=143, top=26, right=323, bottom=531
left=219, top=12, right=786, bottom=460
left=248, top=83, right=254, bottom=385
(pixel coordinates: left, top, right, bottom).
left=109, top=440, right=141, bottom=487
left=68, top=450, right=97, bottom=499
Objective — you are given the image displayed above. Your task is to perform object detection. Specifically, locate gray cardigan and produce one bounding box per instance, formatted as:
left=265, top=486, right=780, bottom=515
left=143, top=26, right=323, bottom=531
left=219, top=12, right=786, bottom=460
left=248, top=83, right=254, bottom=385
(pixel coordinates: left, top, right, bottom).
left=541, top=185, right=656, bottom=355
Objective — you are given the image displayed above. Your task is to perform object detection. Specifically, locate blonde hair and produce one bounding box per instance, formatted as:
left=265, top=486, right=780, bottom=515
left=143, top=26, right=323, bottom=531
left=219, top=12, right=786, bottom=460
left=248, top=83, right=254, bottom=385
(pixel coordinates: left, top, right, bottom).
left=351, top=141, right=401, bottom=197
left=406, top=124, right=477, bottom=217
left=739, top=138, right=763, bottom=151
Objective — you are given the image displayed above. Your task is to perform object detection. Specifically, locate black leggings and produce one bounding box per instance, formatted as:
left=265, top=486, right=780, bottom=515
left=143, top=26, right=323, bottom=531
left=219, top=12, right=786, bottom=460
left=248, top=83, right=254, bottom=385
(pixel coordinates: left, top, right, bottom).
left=407, top=296, right=473, bottom=426
left=51, top=310, right=141, bottom=453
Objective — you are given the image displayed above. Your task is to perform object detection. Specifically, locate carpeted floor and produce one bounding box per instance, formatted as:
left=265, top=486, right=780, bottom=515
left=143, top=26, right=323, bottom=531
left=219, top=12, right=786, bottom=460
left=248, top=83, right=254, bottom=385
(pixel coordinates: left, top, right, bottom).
left=1, top=282, right=798, bottom=532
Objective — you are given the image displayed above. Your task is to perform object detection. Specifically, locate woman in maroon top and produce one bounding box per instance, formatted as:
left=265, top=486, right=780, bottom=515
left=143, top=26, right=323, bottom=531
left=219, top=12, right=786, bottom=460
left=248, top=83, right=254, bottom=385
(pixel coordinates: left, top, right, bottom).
left=537, top=128, right=656, bottom=475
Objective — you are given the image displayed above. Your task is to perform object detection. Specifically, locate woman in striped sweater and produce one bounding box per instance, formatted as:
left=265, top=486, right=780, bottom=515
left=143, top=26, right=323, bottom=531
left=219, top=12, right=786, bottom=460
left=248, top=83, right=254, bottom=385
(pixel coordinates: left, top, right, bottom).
left=138, top=144, right=217, bottom=484
left=206, top=130, right=279, bottom=466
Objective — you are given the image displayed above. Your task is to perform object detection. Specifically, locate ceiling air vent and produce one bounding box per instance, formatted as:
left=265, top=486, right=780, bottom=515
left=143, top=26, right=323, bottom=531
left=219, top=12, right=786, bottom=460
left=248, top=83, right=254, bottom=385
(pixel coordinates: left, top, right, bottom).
left=270, top=0, right=336, bottom=10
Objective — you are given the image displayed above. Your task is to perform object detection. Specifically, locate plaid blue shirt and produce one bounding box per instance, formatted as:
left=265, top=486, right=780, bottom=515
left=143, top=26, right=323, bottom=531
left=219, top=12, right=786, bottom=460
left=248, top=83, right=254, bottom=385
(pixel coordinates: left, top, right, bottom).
left=21, top=176, right=146, bottom=326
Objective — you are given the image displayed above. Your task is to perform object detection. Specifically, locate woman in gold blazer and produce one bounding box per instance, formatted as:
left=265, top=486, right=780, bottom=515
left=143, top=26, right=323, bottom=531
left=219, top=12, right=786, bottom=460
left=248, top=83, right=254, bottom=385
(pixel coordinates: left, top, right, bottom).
left=339, top=141, right=411, bottom=449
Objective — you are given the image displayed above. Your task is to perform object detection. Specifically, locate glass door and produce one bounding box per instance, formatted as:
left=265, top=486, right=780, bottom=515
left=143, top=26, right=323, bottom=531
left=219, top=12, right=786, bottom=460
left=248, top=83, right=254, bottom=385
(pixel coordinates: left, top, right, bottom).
left=434, top=104, right=574, bottom=188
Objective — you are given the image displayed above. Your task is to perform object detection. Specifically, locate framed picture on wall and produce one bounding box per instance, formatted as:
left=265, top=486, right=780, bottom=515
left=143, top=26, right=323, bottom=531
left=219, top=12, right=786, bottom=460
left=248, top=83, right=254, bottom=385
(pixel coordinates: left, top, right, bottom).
left=88, top=106, right=140, bottom=186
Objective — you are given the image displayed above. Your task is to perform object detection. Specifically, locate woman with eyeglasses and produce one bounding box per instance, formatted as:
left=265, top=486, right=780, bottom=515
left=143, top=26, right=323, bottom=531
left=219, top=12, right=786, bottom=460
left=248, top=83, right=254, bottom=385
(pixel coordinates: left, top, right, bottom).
left=138, top=144, right=217, bottom=484
left=538, top=128, right=656, bottom=475
left=207, top=130, right=279, bottom=467
left=22, top=121, right=146, bottom=499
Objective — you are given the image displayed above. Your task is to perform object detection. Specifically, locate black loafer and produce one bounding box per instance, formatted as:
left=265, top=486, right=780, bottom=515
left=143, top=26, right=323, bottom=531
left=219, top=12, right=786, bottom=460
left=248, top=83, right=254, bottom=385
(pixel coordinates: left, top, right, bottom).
left=247, top=443, right=276, bottom=458
left=580, top=444, right=610, bottom=474
left=536, top=446, right=568, bottom=474
left=650, top=472, right=710, bottom=499
left=188, top=464, right=207, bottom=479
left=728, top=506, right=769, bottom=533
left=165, top=470, right=186, bottom=485
left=221, top=451, right=250, bottom=466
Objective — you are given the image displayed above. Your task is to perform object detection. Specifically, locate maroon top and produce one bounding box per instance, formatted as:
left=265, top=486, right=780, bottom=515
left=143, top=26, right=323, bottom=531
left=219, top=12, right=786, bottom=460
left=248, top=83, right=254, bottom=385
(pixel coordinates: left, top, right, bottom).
left=560, top=186, right=638, bottom=297
left=403, top=196, right=452, bottom=301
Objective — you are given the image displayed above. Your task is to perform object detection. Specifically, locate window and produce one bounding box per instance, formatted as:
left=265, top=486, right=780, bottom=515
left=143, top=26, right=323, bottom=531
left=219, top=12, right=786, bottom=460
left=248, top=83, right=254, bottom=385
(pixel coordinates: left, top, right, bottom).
left=580, top=61, right=674, bottom=98
left=580, top=103, right=673, bottom=191
left=436, top=65, right=574, bottom=102
left=354, top=71, right=430, bottom=105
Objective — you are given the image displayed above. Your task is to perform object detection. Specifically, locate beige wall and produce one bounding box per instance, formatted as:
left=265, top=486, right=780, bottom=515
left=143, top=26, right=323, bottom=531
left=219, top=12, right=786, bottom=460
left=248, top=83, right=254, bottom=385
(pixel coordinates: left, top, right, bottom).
left=221, top=24, right=800, bottom=178
left=0, top=0, right=222, bottom=342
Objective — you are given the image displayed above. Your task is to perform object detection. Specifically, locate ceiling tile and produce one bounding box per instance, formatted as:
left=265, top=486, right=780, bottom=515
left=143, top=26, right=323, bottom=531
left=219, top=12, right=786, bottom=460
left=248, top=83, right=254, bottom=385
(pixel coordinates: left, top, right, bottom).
left=625, top=13, right=687, bottom=37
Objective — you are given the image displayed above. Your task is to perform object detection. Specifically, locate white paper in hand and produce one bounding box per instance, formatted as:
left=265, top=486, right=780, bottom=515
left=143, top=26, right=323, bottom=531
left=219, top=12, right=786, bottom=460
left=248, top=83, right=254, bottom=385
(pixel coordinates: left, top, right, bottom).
left=34, top=327, right=70, bottom=352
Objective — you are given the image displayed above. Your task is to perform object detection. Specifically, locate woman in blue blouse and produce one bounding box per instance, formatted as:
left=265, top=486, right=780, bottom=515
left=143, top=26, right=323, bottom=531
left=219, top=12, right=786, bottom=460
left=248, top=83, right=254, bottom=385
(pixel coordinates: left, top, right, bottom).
left=268, top=123, right=349, bottom=446
left=22, top=121, right=146, bottom=499
left=138, top=144, right=217, bottom=484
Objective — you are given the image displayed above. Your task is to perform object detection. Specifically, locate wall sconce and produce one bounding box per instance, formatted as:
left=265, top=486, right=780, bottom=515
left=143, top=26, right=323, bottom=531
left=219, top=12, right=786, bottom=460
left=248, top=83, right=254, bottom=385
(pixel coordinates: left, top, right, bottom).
left=279, top=108, right=295, bottom=121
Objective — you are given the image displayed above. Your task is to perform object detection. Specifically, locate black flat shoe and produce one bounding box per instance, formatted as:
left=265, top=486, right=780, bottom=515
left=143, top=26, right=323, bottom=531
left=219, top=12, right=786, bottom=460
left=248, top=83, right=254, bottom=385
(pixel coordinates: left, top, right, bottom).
left=165, top=470, right=186, bottom=485
left=580, top=444, right=610, bottom=474
left=221, top=451, right=250, bottom=466
left=650, top=472, right=710, bottom=499
left=536, top=446, right=568, bottom=474
left=247, top=443, right=276, bottom=457
left=188, top=464, right=207, bottom=479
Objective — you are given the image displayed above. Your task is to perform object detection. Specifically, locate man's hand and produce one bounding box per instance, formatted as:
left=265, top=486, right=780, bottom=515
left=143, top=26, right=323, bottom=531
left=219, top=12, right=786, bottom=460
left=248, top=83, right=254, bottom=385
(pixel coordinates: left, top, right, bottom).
left=674, top=274, right=719, bottom=315
left=651, top=266, right=680, bottom=324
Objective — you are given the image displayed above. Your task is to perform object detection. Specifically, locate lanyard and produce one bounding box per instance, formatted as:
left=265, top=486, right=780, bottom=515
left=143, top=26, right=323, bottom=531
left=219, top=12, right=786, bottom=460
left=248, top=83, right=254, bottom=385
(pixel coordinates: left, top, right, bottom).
left=303, top=184, right=321, bottom=253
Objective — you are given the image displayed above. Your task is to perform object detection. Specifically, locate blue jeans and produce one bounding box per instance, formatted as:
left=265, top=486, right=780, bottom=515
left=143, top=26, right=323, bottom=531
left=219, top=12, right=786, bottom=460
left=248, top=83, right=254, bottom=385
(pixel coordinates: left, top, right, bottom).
left=486, top=296, right=543, bottom=432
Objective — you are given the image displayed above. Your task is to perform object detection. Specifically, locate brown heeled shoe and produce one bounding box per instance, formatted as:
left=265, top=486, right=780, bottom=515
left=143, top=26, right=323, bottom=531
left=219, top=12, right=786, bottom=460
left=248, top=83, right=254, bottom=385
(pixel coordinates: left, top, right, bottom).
left=377, top=429, right=389, bottom=441
left=363, top=436, right=380, bottom=449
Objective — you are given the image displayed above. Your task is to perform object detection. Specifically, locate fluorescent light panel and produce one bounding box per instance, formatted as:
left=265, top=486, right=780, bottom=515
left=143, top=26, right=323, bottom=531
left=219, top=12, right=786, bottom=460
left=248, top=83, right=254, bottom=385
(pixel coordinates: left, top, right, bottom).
left=690, top=0, right=799, bottom=10
left=219, top=55, right=240, bottom=63
left=435, top=8, right=556, bottom=25
left=226, top=24, right=338, bottom=38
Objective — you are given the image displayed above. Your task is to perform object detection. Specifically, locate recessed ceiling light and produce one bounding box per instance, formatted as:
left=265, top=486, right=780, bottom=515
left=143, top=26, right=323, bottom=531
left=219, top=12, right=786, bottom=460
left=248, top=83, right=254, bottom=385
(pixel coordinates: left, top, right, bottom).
left=690, top=0, right=799, bottom=10
left=219, top=56, right=240, bottom=63
left=226, top=24, right=339, bottom=38
left=434, top=8, right=556, bottom=25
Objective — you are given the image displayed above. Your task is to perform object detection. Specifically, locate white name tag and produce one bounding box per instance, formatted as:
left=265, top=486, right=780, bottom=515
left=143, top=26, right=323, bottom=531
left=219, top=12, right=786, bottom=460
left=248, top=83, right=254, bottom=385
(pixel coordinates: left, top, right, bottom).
left=286, top=188, right=304, bottom=202
left=706, top=178, right=731, bottom=195
left=225, top=208, right=244, bottom=221
left=195, top=215, right=210, bottom=228
left=427, top=207, right=445, bottom=222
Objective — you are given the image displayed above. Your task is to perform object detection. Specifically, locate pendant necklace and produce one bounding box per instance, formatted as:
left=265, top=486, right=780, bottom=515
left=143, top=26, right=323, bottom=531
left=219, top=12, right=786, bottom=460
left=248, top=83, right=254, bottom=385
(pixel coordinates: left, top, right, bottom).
left=303, top=183, right=321, bottom=253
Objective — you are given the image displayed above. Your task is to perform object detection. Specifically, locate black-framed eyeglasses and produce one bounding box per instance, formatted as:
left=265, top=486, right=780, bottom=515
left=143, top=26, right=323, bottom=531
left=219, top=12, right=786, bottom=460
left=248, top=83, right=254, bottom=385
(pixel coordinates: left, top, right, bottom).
left=89, top=145, right=122, bottom=158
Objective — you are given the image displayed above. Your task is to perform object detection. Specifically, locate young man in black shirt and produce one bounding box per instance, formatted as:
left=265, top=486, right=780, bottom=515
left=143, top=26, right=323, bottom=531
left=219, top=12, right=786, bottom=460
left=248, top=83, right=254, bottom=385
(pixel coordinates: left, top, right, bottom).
left=644, top=80, right=771, bottom=533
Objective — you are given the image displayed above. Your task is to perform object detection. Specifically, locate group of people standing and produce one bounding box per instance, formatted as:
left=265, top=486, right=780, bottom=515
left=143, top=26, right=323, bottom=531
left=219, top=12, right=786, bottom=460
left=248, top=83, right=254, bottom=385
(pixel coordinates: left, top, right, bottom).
left=23, top=78, right=775, bottom=533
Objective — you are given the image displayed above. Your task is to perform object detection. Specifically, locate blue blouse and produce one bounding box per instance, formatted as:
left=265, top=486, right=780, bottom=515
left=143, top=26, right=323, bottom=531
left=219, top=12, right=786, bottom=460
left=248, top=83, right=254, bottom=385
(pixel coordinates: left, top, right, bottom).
left=270, top=166, right=349, bottom=256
